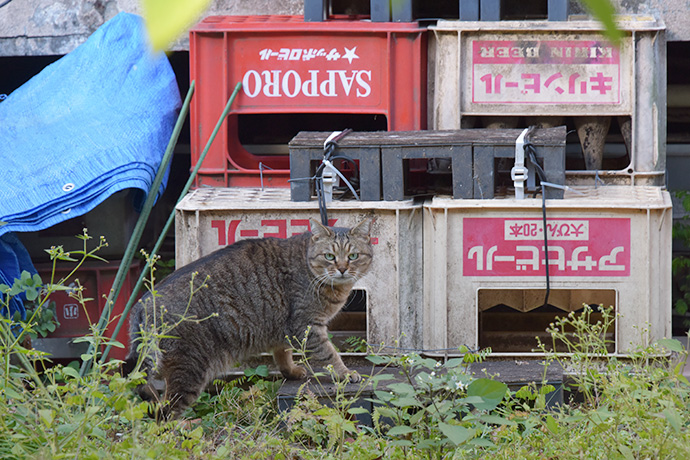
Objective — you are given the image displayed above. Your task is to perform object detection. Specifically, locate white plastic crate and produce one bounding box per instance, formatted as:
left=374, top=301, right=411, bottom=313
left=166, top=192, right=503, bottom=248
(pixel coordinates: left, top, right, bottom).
left=423, top=186, right=672, bottom=356
left=428, top=18, right=666, bottom=184
left=175, top=188, right=423, bottom=350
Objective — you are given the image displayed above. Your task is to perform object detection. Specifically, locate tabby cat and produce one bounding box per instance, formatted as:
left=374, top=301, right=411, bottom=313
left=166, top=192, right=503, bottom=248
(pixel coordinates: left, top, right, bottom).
left=126, top=217, right=373, bottom=418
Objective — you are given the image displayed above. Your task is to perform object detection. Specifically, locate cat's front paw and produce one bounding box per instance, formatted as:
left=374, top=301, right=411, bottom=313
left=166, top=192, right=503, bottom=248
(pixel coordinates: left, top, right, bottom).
left=341, top=370, right=361, bottom=383
left=283, top=365, right=309, bottom=380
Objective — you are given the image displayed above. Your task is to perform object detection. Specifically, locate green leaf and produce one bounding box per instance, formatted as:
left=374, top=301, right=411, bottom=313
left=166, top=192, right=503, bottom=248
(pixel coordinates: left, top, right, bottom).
left=255, top=364, right=269, bottom=377
left=618, top=445, right=635, bottom=460
left=562, top=414, right=586, bottom=423
left=438, top=422, right=472, bottom=446
left=61, top=366, right=80, bottom=380
left=539, top=384, right=556, bottom=395
left=480, top=414, right=516, bottom=426
left=24, top=288, right=39, bottom=302
left=374, top=407, right=397, bottom=419
left=347, top=407, right=370, bottom=415
left=417, top=358, right=439, bottom=369
left=142, top=0, right=214, bottom=51
left=4, top=387, right=24, bottom=400
left=387, top=425, right=415, bottom=436
left=90, top=426, right=107, bottom=440
left=578, top=0, right=623, bottom=45
left=342, top=420, right=357, bottom=434
left=417, top=439, right=438, bottom=450
left=469, top=438, right=496, bottom=448
left=544, top=415, right=560, bottom=434
left=656, top=338, right=684, bottom=353
left=443, top=358, right=465, bottom=368
left=56, top=423, right=80, bottom=435
left=391, top=440, right=413, bottom=448
left=314, top=407, right=334, bottom=417
left=391, top=397, right=422, bottom=408
left=461, top=396, right=485, bottom=405
left=38, top=409, right=54, bottom=427
left=366, top=355, right=389, bottom=365
left=673, top=362, right=690, bottom=385
left=388, top=383, right=415, bottom=396
left=72, top=336, right=94, bottom=344
left=590, top=408, right=614, bottom=424
left=373, top=390, right=393, bottom=402
left=662, top=408, right=682, bottom=433
left=467, top=379, right=508, bottom=411
left=244, top=364, right=268, bottom=378
left=515, top=385, right=536, bottom=400
left=20, top=271, right=32, bottom=284
left=409, top=409, right=425, bottom=426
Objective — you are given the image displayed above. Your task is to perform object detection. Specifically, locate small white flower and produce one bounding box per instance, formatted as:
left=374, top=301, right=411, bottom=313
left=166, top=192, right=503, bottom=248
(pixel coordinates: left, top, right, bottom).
left=435, top=361, right=442, bottom=368
left=429, top=372, right=436, bottom=379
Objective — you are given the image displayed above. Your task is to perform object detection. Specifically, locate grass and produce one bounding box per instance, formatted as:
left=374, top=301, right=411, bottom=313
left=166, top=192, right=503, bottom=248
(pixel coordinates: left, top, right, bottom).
left=1, top=235, right=689, bottom=459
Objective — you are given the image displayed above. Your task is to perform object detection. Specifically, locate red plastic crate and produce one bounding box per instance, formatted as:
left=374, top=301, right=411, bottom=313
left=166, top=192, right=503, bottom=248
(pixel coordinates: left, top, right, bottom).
left=189, top=15, right=427, bottom=188
left=34, top=261, right=141, bottom=361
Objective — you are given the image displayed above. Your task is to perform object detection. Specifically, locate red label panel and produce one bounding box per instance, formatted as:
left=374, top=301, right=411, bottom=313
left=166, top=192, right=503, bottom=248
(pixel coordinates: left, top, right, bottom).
left=234, top=37, right=383, bottom=109
left=471, top=39, right=621, bottom=105
left=209, top=218, right=379, bottom=247
left=463, top=217, right=630, bottom=277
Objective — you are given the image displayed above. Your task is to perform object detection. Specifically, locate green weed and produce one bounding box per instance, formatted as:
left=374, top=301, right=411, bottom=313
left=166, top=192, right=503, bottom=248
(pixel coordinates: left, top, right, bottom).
left=1, top=233, right=689, bottom=459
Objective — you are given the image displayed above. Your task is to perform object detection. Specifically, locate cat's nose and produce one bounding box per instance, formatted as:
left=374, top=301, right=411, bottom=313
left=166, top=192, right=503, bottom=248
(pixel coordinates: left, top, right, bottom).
left=338, top=267, right=347, bottom=274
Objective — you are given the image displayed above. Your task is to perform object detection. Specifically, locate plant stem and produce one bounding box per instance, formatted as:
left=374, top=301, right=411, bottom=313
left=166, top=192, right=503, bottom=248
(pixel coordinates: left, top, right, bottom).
left=99, top=81, right=242, bottom=367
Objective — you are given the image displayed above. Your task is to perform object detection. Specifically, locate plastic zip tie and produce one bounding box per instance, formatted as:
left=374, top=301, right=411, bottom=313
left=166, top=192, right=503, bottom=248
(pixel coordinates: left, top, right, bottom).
left=512, top=128, right=530, bottom=200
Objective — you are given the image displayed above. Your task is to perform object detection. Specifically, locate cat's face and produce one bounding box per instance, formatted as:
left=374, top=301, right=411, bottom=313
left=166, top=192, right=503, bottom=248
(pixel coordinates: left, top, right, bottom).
left=307, top=218, right=373, bottom=286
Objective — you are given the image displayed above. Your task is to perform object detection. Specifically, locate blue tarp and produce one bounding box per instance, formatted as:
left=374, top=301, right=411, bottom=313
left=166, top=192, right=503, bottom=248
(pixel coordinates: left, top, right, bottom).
left=0, top=13, right=181, bottom=319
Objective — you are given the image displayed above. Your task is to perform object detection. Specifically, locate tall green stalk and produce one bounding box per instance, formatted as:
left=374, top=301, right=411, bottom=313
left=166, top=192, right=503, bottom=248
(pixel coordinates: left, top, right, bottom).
left=79, top=80, right=195, bottom=376
left=98, top=81, right=242, bottom=366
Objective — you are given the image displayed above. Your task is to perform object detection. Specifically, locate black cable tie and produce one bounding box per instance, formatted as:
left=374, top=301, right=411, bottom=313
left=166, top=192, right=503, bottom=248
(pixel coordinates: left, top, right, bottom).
left=524, top=126, right=551, bottom=308
left=315, top=129, right=354, bottom=226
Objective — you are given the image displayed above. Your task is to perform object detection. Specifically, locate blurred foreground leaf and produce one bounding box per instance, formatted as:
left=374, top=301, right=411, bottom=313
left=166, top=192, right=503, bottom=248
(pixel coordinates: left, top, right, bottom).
left=142, top=0, right=213, bottom=51
left=579, top=0, right=623, bottom=45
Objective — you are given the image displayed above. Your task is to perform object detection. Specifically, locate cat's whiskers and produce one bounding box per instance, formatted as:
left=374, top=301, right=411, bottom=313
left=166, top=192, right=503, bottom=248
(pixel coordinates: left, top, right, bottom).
left=308, top=272, right=332, bottom=301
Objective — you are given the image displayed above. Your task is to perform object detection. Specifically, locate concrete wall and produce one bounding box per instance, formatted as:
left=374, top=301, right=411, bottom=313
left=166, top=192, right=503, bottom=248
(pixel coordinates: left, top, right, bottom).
left=611, top=0, right=690, bottom=42
left=0, top=1, right=688, bottom=57
left=0, top=0, right=303, bottom=57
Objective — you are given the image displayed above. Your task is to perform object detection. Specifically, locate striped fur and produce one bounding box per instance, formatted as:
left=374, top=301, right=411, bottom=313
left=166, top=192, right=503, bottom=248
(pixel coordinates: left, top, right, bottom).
left=126, top=218, right=373, bottom=418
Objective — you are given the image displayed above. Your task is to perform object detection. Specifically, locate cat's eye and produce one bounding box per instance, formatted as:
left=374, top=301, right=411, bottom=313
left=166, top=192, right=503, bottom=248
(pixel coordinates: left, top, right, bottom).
left=348, top=253, right=359, bottom=261
left=324, top=253, right=336, bottom=261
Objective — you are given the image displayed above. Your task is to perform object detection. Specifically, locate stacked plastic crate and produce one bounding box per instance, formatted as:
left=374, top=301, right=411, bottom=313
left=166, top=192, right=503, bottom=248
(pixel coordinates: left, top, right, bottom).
left=179, top=2, right=672, bottom=356
left=182, top=11, right=429, bottom=349
left=424, top=15, right=670, bottom=354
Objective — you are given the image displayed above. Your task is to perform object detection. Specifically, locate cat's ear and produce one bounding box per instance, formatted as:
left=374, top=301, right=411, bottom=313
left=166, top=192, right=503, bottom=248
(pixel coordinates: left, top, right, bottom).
left=349, top=217, right=372, bottom=239
left=310, top=218, right=334, bottom=240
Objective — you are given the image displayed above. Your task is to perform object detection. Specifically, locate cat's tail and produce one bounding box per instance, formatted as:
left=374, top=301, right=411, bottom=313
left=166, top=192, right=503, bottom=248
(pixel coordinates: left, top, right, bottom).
left=122, top=306, right=160, bottom=405
left=122, top=301, right=157, bottom=383
left=122, top=300, right=144, bottom=376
